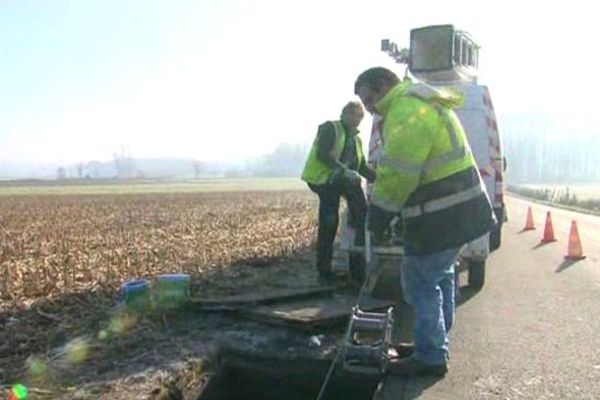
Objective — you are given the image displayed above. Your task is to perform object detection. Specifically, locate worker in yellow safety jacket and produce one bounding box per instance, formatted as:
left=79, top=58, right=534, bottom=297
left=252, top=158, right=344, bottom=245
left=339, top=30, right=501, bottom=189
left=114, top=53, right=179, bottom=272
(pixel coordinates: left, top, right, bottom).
left=354, top=67, right=495, bottom=377
left=302, top=101, right=376, bottom=281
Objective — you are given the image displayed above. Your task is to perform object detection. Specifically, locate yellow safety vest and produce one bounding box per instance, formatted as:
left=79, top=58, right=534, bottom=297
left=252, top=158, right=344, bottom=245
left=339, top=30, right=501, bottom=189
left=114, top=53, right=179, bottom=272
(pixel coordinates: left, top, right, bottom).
left=301, top=120, right=365, bottom=185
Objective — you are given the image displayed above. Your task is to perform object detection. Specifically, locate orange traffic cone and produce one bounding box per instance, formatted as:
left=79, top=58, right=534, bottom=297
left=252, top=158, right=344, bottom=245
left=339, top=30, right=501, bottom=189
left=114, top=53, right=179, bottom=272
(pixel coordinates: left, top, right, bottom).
left=565, top=220, right=586, bottom=260
left=523, top=207, right=535, bottom=231
left=540, top=211, right=556, bottom=243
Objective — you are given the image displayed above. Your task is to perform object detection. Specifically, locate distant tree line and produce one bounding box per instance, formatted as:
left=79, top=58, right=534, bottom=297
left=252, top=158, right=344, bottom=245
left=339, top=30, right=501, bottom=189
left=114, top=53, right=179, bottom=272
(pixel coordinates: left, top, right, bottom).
left=249, top=143, right=309, bottom=177
left=501, top=113, right=600, bottom=184
left=51, top=142, right=310, bottom=180
left=113, top=145, right=136, bottom=179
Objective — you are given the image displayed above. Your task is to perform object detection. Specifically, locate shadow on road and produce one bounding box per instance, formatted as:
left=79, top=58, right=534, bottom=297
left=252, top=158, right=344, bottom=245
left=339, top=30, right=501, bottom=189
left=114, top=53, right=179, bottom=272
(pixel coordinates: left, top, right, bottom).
left=556, top=259, right=580, bottom=273
left=532, top=241, right=554, bottom=250
left=373, top=372, right=442, bottom=399
left=457, top=285, right=480, bottom=306
left=518, top=228, right=536, bottom=234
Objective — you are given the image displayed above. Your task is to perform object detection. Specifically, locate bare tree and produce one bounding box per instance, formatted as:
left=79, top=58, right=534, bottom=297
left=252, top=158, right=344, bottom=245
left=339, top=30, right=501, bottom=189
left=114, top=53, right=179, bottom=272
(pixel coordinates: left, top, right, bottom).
left=193, top=160, right=204, bottom=179
left=56, top=167, right=66, bottom=180
left=113, top=145, right=135, bottom=178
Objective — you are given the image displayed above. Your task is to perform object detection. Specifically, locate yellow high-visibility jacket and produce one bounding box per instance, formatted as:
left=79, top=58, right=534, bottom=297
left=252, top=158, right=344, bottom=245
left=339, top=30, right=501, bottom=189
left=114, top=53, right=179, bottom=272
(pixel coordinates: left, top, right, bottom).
left=373, top=81, right=495, bottom=255
left=301, top=120, right=365, bottom=185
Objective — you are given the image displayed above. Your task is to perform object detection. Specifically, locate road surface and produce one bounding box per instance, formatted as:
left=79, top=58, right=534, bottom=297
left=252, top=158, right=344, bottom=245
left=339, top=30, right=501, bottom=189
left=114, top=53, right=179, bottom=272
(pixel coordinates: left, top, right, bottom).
left=376, top=195, right=600, bottom=400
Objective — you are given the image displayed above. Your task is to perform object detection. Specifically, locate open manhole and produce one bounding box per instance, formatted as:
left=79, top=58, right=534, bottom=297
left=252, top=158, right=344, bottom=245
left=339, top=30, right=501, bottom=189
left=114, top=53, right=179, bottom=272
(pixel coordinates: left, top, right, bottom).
left=197, top=348, right=381, bottom=400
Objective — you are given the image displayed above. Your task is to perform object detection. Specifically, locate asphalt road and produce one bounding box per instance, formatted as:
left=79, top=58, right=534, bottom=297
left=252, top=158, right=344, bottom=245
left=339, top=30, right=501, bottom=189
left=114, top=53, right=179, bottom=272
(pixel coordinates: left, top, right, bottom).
left=376, top=195, right=600, bottom=400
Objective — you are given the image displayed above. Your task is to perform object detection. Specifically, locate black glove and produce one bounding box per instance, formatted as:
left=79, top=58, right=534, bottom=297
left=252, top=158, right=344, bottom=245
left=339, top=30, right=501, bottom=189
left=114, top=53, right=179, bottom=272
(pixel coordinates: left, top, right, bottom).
left=329, top=167, right=360, bottom=185
left=367, top=204, right=395, bottom=235
left=364, top=167, right=376, bottom=183
left=342, top=168, right=361, bottom=184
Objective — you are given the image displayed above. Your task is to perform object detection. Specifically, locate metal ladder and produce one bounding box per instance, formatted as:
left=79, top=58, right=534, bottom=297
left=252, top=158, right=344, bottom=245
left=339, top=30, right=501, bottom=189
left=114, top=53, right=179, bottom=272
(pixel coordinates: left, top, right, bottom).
left=316, top=232, right=395, bottom=400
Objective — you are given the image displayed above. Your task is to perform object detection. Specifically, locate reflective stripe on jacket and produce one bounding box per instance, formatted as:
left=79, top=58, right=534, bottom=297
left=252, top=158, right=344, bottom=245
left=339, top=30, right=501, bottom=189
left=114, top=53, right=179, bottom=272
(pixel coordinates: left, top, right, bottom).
left=372, top=81, right=495, bottom=255
left=301, top=120, right=365, bottom=185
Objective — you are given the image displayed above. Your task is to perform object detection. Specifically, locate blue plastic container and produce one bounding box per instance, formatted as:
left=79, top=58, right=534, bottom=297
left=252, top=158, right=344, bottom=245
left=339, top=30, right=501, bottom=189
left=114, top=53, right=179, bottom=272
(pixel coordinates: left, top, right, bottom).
left=121, top=279, right=151, bottom=311
left=156, top=274, right=190, bottom=309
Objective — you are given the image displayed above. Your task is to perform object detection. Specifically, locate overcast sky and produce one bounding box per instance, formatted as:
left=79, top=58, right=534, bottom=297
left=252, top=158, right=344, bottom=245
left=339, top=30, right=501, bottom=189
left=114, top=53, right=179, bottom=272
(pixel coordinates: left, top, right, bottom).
left=1, top=0, right=599, bottom=164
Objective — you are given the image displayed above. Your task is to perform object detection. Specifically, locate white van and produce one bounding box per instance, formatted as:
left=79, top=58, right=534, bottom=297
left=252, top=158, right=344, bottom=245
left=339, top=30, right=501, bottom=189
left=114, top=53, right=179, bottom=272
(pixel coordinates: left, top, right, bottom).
left=340, top=24, right=504, bottom=289
left=408, top=24, right=505, bottom=289
left=449, top=83, right=505, bottom=288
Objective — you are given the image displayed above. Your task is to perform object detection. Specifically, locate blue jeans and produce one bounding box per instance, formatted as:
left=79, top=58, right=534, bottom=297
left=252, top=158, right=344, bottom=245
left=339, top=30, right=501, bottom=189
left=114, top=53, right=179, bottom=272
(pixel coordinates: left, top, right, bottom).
left=401, top=247, right=460, bottom=365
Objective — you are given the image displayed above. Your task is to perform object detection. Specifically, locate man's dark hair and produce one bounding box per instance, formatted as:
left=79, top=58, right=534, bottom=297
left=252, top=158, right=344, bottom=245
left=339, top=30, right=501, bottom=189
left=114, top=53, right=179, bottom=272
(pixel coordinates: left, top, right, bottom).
left=354, top=67, right=400, bottom=95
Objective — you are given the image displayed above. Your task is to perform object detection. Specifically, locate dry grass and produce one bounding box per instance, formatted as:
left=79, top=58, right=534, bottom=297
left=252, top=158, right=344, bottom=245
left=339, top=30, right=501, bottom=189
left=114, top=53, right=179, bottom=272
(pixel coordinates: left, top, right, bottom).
left=0, top=190, right=316, bottom=303
left=0, top=190, right=319, bottom=390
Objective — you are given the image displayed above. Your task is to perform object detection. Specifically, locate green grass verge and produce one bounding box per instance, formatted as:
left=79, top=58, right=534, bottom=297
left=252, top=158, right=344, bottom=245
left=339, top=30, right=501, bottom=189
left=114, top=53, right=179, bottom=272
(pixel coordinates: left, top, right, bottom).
left=508, top=184, right=600, bottom=214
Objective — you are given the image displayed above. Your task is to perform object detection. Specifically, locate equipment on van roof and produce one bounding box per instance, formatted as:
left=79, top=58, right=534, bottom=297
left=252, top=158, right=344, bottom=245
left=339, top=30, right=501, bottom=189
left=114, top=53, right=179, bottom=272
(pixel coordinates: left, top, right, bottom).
left=382, top=24, right=480, bottom=84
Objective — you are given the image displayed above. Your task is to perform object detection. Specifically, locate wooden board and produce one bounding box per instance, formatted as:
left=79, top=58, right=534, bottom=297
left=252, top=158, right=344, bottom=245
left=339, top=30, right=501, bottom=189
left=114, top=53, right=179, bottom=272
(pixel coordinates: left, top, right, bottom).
left=246, top=294, right=394, bottom=329
left=189, top=286, right=335, bottom=311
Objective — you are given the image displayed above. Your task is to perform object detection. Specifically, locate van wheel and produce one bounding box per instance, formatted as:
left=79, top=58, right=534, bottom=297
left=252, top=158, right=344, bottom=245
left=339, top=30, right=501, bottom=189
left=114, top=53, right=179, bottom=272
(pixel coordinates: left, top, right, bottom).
left=468, top=260, right=485, bottom=290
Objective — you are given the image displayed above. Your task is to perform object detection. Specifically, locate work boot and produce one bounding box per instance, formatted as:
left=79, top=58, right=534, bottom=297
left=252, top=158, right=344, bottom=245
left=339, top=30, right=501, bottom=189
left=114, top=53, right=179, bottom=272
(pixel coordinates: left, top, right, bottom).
left=387, top=356, right=448, bottom=377
left=389, top=342, right=415, bottom=359
left=316, top=256, right=333, bottom=281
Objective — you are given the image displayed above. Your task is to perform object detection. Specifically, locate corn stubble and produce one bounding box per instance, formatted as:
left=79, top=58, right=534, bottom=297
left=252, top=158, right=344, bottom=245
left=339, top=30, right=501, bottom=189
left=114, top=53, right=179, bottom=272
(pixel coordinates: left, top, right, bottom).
left=0, top=191, right=317, bottom=303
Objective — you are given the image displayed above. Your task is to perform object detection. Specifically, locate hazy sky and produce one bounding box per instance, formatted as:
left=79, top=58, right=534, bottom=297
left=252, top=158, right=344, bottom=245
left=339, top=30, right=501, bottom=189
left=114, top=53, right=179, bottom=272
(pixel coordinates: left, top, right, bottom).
left=1, top=0, right=598, bottom=164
